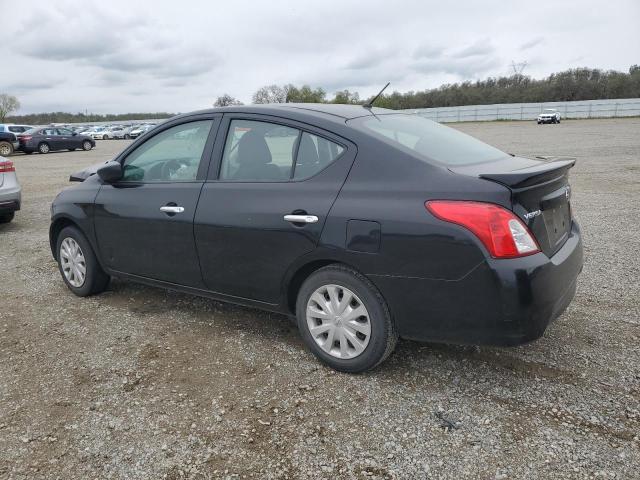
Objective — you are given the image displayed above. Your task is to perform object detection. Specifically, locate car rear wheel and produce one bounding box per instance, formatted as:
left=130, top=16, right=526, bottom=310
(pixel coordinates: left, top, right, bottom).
left=124, top=134, right=130, bottom=139
left=0, top=141, right=13, bottom=156
left=38, top=142, right=50, bottom=154
left=0, top=212, right=15, bottom=223
left=82, top=141, right=92, bottom=151
left=102, top=135, right=108, bottom=140
left=68, top=148, right=76, bottom=151
left=56, top=226, right=110, bottom=297
left=296, top=264, right=398, bottom=373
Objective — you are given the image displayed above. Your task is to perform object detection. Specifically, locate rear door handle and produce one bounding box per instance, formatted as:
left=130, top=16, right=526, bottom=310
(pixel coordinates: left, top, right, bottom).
left=284, top=214, right=318, bottom=224
left=160, top=206, right=184, bottom=214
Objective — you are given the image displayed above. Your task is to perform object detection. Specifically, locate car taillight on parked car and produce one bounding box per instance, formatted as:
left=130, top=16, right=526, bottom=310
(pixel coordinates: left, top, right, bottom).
left=18, top=135, right=31, bottom=142
left=425, top=200, right=540, bottom=258
left=0, top=160, right=15, bottom=173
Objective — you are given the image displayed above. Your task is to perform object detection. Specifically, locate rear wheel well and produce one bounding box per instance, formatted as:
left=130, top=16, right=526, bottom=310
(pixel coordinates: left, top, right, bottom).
left=50, top=218, right=79, bottom=259
left=287, top=260, right=352, bottom=314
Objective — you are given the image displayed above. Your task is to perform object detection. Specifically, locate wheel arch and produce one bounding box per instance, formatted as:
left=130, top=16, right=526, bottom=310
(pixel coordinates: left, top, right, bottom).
left=285, top=258, right=365, bottom=314
left=49, top=217, right=82, bottom=260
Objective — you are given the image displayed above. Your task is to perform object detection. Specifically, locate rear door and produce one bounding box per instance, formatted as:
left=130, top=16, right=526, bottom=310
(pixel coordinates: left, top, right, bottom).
left=42, top=128, right=63, bottom=150
left=194, top=114, right=355, bottom=303
left=93, top=115, right=220, bottom=287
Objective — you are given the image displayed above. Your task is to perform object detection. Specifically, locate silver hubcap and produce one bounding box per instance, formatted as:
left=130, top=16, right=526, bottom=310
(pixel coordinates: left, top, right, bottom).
left=306, top=284, right=371, bottom=359
left=0, top=144, right=10, bottom=155
left=60, top=237, right=86, bottom=288
left=40, top=144, right=49, bottom=153
left=83, top=142, right=91, bottom=150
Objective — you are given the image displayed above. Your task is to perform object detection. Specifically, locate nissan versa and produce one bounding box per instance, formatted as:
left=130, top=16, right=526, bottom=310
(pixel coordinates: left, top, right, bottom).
left=49, top=104, right=583, bottom=372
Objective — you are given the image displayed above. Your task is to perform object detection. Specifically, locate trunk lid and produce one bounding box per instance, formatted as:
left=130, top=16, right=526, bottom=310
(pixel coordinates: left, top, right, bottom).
left=450, top=156, right=575, bottom=257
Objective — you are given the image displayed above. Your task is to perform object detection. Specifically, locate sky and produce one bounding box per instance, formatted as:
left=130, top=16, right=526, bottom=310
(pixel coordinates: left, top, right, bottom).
left=2, top=0, right=639, bottom=115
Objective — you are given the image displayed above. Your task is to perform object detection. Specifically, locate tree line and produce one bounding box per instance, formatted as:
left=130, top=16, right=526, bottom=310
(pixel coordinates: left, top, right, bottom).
left=215, top=65, right=640, bottom=109
left=3, top=110, right=174, bottom=125
left=3, top=65, right=638, bottom=124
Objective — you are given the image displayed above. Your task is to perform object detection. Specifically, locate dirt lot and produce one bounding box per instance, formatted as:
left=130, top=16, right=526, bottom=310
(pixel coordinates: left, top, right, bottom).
left=1, top=118, right=639, bottom=479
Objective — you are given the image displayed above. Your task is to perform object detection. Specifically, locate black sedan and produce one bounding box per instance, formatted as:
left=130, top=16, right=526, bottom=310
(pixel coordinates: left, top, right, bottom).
left=49, top=104, right=583, bottom=372
left=18, top=127, right=95, bottom=154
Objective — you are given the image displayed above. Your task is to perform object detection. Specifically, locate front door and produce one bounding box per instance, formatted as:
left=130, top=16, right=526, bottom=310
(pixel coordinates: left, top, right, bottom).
left=194, top=116, right=355, bottom=303
left=94, top=116, right=219, bottom=287
left=56, top=128, right=74, bottom=149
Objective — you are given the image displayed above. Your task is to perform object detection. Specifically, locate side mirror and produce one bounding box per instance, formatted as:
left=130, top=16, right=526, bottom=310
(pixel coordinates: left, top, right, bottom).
left=72, top=132, right=78, bottom=136
left=97, top=161, right=123, bottom=183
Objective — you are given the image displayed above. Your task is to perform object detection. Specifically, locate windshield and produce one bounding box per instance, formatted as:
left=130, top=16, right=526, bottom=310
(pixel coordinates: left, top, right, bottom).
left=351, top=114, right=508, bottom=166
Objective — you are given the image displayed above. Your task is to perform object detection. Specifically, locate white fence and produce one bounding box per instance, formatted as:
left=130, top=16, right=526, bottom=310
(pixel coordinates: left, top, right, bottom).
left=409, top=98, right=640, bottom=123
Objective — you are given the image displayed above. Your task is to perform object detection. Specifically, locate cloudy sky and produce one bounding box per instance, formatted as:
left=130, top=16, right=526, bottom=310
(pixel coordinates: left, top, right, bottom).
left=2, top=0, right=638, bottom=114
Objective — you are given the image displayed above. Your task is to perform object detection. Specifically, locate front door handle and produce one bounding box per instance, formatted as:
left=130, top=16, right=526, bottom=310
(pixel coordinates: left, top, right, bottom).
left=160, top=205, right=185, bottom=214
left=284, top=214, right=318, bottom=224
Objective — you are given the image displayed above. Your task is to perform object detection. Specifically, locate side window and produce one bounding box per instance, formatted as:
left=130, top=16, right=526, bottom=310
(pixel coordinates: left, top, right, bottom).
left=220, top=120, right=299, bottom=181
left=293, top=132, right=344, bottom=180
left=121, top=120, right=213, bottom=182
left=8, top=126, right=21, bottom=133
left=57, top=128, right=72, bottom=135
left=43, top=128, right=57, bottom=135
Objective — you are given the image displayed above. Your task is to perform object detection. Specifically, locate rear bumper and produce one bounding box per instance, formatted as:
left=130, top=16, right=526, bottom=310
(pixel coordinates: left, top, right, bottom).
left=369, top=221, right=583, bottom=346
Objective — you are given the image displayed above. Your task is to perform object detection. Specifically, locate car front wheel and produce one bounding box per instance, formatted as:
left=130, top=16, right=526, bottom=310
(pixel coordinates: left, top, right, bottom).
left=38, top=142, right=50, bottom=154
left=56, top=226, right=110, bottom=296
left=296, top=265, right=398, bottom=373
left=82, top=141, right=93, bottom=151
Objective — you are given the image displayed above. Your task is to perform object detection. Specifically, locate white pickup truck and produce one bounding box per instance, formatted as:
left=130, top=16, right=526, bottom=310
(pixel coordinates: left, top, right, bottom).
left=537, top=109, right=561, bottom=124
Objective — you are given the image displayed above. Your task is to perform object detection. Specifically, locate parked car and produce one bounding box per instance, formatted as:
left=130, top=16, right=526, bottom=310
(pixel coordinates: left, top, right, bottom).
left=129, top=124, right=156, bottom=138
left=537, top=109, right=561, bottom=124
left=50, top=104, right=583, bottom=372
left=109, top=126, right=133, bottom=139
left=86, top=127, right=110, bottom=140
left=0, top=157, right=21, bottom=223
left=0, top=132, right=17, bottom=156
left=0, top=124, right=35, bottom=137
left=17, top=127, right=95, bottom=154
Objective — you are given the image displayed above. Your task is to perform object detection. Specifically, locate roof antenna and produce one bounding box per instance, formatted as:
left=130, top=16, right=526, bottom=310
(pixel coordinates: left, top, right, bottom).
left=363, top=82, right=390, bottom=109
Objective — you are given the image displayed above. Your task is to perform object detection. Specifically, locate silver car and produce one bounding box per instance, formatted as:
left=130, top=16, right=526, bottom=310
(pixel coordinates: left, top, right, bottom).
left=0, top=157, right=21, bottom=223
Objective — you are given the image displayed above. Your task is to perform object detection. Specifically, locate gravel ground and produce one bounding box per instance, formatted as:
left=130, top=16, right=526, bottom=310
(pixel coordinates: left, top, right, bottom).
left=1, top=118, right=639, bottom=479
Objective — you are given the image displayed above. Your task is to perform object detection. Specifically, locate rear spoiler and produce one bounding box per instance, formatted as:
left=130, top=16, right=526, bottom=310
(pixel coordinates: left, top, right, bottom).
left=478, top=157, right=576, bottom=189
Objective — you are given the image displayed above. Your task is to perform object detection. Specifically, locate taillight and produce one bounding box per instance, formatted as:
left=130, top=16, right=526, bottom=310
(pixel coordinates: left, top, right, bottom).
left=425, top=200, right=540, bottom=258
left=0, top=160, right=15, bottom=173
left=19, top=135, right=31, bottom=141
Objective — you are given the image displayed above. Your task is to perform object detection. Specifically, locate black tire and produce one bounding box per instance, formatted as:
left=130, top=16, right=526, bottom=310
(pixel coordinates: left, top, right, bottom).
left=82, top=141, right=92, bottom=151
left=0, top=212, right=15, bottom=223
left=102, top=135, right=108, bottom=140
left=24, top=151, right=33, bottom=155
left=296, top=264, right=398, bottom=373
left=0, top=141, right=13, bottom=156
left=124, top=134, right=130, bottom=140
left=55, top=226, right=110, bottom=297
left=68, top=148, right=76, bottom=151
left=38, top=142, right=50, bottom=154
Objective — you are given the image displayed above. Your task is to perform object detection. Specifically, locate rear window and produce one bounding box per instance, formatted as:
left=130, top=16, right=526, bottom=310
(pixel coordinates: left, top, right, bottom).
left=351, top=114, right=508, bottom=166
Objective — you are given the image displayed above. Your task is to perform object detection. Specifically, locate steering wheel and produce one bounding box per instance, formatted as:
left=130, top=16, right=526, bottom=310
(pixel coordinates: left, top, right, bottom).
left=161, top=159, right=183, bottom=180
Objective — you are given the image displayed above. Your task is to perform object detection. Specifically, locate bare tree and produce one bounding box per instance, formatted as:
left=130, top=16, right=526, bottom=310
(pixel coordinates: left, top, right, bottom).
left=0, top=94, right=20, bottom=122
left=214, top=94, right=243, bottom=107
left=252, top=84, right=288, bottom=104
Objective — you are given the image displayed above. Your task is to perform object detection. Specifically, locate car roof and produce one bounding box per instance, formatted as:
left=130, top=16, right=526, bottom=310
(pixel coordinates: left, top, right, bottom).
left=182, top=103, right=393, bottom=122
